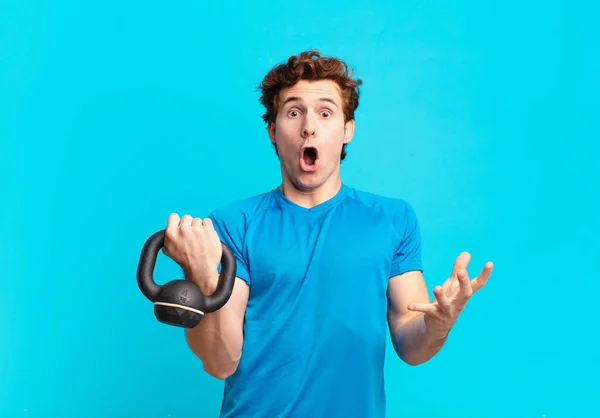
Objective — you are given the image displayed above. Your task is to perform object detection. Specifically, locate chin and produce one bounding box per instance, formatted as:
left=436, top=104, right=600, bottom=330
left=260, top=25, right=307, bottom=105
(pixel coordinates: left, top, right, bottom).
left=290, top=172, right=328, bottom=192
left=283, top=160, right=333, bottom=192
left=290, top=178, right=318, bottom=192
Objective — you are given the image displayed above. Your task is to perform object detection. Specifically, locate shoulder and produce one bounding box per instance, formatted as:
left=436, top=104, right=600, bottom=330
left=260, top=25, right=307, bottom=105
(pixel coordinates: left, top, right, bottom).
left=343, top=186, right=420, bottom=248
left=206, top=189, right=279, bottom=280
left=207, top=188, right=278, bottom=230
left=344, top=186, right=418, bottom=222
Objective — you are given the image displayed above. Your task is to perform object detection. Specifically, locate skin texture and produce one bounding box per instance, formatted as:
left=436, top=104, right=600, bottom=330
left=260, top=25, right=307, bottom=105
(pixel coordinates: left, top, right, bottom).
left=164, top=78, right=493, bottom=378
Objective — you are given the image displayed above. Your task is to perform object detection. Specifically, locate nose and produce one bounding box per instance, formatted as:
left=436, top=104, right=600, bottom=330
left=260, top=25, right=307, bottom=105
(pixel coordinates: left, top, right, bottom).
left=302, top=127, right=315, bottom=137
left=301, top=115, right=316, bottom=138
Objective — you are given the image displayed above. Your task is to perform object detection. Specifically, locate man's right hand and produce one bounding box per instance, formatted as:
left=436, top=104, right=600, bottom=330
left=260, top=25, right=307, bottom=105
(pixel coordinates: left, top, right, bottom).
left=162, top=213, right=223, bottom=296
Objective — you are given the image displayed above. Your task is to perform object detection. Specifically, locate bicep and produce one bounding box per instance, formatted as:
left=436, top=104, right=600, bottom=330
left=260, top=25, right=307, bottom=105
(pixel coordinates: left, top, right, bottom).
left=386, top=270, right=430, bottom=333
left=228, top=277, right=250, bottom=326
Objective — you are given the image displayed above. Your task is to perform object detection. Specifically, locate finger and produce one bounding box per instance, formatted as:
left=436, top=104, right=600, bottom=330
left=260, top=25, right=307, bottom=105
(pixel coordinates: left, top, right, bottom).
left=434, top=286, right=451, bottom=311
left=191, top=217, right=203, bottom=227
left=163, top=213, right=180, bottom=255
left=451, top=252, right=471, bottom=277
left=202, top=217, right=214, bottom=228
left=179, top=214, right=193, bottom=226
left=166, top=213, right=180, bottom=230
left=179, top=214, right=194, bottom=234
left=471, top=262, right=494, bottom=293
left=457, top=269, right=473, bottom=301
left=407, top=302, right=439, bottom=314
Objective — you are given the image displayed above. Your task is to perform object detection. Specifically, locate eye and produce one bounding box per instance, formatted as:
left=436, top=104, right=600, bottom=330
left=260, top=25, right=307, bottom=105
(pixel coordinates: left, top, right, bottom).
left=321, top=110, right=331, bottom=118
left=288, top=109, right=300, bottom=117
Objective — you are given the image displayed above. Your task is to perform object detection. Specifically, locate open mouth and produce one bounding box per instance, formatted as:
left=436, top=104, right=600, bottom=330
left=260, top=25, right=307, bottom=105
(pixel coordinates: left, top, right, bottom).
left=300, top=146, right=319, bottom=172
left=302, top=146, right=318, bottom=166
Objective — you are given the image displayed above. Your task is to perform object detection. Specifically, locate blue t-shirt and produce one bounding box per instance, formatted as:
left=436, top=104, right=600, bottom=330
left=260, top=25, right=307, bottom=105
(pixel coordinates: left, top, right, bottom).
left=208, top=183, right=422, bottom=418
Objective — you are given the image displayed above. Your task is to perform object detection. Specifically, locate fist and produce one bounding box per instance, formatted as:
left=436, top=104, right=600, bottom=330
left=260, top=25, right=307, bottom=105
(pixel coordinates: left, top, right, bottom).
left=162, top=213, right=222, bottom=294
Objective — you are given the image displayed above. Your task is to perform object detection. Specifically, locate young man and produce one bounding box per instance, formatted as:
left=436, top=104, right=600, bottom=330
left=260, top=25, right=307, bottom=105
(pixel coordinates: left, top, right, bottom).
left=162, top=50, right=493, bottom=417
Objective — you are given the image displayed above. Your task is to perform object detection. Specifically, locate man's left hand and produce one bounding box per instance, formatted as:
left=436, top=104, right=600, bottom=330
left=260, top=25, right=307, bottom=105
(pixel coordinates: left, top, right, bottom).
left=407, top=252, right=494, bottom=336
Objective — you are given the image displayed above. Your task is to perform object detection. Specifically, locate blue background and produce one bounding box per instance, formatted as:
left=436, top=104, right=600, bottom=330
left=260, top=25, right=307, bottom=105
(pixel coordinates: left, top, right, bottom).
left=2, top=1, right=599, bottom=417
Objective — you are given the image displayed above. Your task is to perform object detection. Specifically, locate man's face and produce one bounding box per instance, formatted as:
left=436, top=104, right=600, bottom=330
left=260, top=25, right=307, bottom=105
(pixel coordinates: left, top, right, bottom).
left=268, top=79, right=354, bottom=192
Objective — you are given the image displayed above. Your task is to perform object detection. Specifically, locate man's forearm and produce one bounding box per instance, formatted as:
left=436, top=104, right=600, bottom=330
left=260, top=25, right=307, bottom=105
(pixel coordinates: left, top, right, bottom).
left=185, top=304, right=244, bottom=379
left=183, top=270, right=244, bottom=380
left=392, top=313, right=449, bottom=366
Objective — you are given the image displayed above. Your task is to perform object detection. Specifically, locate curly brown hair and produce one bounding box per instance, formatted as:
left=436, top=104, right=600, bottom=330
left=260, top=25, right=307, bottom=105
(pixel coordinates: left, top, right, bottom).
left=258, top=50, right=362, bottom=161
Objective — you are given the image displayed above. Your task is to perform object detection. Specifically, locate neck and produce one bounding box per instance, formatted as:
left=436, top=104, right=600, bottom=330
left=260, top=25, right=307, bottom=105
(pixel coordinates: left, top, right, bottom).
left=280, top=174, right=342, bottom=209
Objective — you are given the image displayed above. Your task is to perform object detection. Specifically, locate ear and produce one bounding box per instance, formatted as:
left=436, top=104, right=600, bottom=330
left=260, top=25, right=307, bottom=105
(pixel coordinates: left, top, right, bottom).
left=267, top=122, right=276, bottom=144
left=343, top=119, right=355, bottom=144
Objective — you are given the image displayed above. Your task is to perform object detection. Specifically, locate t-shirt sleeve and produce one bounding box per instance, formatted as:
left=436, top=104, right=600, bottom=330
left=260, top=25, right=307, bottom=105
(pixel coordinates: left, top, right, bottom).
left=207, top=208, right=251, bottom=286
left=389, top=201, right=423, bottom=278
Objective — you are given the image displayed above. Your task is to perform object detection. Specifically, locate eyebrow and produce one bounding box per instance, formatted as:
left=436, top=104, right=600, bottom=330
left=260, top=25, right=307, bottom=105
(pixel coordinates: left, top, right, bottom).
left=281, top=96, right=339, bottom=109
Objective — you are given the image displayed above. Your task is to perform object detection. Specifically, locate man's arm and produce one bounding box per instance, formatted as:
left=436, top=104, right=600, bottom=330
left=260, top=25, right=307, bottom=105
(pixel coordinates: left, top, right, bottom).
left=185, top=275, right=249, bottom=379
left=387, top=253, right=494, bottom=366
left=387, top=270, right=449, bottom=366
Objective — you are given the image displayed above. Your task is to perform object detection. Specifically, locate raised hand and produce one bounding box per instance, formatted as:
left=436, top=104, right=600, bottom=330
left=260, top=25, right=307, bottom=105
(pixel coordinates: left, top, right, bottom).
left=407, top=252, right=493, bottom=336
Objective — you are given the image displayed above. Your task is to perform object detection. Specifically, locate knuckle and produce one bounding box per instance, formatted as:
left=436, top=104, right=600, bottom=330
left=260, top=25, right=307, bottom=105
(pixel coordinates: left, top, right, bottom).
left=167, top=213, right=180, bottom=226
left=165, top=228, right=177, bottom=241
